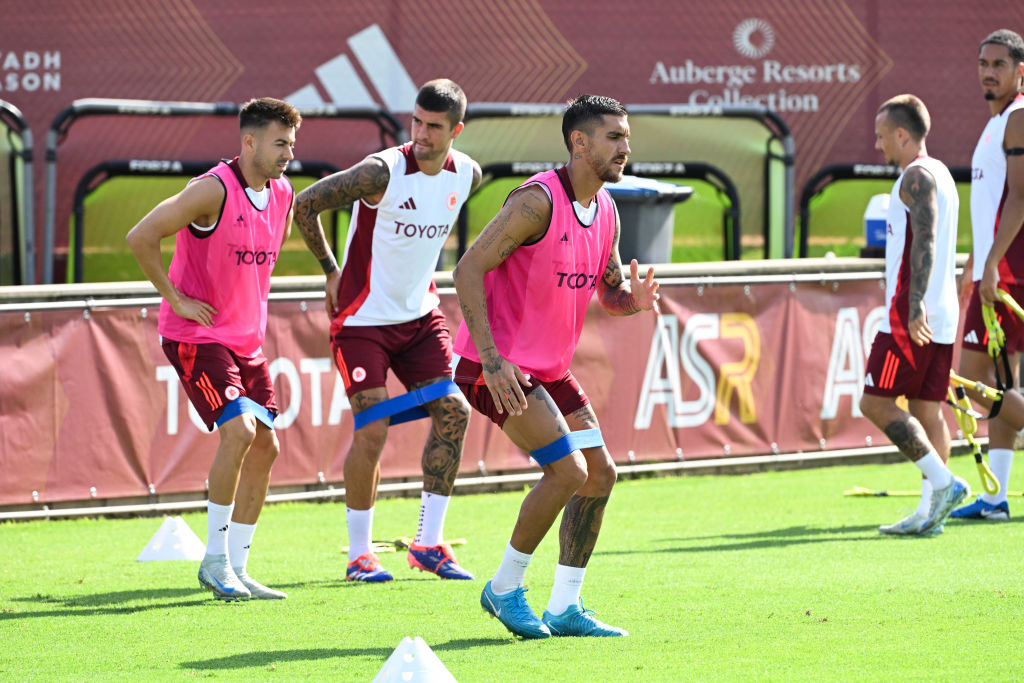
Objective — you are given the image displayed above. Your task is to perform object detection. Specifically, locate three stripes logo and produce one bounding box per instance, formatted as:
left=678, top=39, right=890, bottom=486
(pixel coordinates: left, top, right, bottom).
left=878, top=350, right=899, bottom=390
left=864, top=373, right=874, bottom=387
left=399, top=197, right=417, bottom=210
left=195, top=372, right=224, bottom=411
left=964, top=329, right=980, bottom=344
left=286, top=24, right=418, bottom=113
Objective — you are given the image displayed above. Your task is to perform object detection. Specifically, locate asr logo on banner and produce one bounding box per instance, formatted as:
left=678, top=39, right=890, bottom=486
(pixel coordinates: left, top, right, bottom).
left=634, top=312, right=760, bottom=429
left=820, top=306, right=886, bottom=419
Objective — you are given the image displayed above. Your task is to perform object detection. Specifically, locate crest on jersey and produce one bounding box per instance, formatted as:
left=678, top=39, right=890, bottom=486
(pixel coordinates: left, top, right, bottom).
left=447, top=192, right=458, bottom=209
left=225, top=386, right=240, bottom=401
left=353, top=367, right=367, bottom=382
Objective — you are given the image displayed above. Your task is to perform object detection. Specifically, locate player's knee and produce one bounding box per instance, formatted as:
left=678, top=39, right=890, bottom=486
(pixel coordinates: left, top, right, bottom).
left=435, top=393, right=471, bottom=428
left=587, top=457, right=617, bottom=492
left=550, top=453, right=588, bottom=492
left=352, top=419, right=388, bottom=457
left=218, top=413, right=258, bottom=449
left=250, top=428, right=280, bottom=466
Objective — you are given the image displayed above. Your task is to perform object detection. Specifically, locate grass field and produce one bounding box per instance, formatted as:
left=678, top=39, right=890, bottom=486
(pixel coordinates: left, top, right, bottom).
left=2, top=455, right=1023, bottom=681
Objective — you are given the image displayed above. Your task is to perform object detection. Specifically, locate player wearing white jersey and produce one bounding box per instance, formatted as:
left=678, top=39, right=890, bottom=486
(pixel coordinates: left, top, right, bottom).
left=954, top=29, right=1024, bottom=522
left=295, top=79, right=482, bottom=583
left=860, top=94, right=969, bottom=536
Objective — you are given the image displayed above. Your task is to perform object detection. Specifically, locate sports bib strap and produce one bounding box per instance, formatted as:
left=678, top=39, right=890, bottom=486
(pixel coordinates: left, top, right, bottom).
left=530, top=429, right=605, bottom=466
left=352, top=380, right=460, bottom=430
left=216, top=397, right=275, bottom=430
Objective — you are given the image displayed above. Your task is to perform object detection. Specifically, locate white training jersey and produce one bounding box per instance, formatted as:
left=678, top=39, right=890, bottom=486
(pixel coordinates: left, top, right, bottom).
left=880, top=155, right=959, bottom=345
left=334, top=143, right=474, bottom=326
left=971, top=93, right=1024, bottom=282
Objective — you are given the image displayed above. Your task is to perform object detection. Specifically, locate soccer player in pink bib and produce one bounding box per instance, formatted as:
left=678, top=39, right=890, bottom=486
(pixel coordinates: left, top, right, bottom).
left=126, top=98, right=301, bottom=600
left=453, top=95, right=659, bottom=638
left=294, top=79, right=480, bottom=583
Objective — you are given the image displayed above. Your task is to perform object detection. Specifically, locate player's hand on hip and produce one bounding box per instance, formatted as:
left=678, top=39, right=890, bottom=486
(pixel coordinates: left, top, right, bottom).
left=324, top=269, right=342, bottom=318
left=979, top=262, right=1000, bottom=305
left=172, top=295, right=217, bottom=328
left=482, top=355, right=532, bottom=416
left=629, top=259, right=660, bottom=311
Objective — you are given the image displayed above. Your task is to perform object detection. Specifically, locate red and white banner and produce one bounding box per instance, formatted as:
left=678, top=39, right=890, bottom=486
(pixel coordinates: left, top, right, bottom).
left=0, top=276, right=911, bottom=506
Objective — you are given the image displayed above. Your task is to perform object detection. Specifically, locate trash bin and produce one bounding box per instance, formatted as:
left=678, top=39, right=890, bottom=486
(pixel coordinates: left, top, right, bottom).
left=859, top=193, right=890, bottom=258
left=606, top=175, right=693, bottom=264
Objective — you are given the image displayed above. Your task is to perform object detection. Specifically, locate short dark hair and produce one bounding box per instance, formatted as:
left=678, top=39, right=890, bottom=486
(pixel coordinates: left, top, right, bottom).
left=415, top=79, right=467, bottom=128
left=239, top=97, right=302, bottom=132
left=980, top=29, right=1024, bottom=63
left=561, top=95, right=627, bottom=152
left=878, top=94, right=930, bottom=141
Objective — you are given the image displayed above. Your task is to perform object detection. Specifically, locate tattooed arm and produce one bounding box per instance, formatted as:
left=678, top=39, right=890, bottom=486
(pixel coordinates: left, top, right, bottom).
left=899, top=164, right=938, bottom=346
left=597, top=203, right=660, bottom=316
left=293, top=156, right=390, bottom=316
left=453, top=183, right=550, bottom=416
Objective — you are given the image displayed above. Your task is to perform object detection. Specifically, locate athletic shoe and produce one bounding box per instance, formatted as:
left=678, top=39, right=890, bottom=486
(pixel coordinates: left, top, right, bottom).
left=950, top=495, right=1010, bottom=521
left=480, top=580, right=550, bottom=639
left=197, top=553, right=251, bottom=601
left=542, top=601, right=628, bottom=637
left=407, top=542, right=474, bottom=580
left=878, top=511, right=928, bottom=535
left=233, top=567, right=287, bottom=599
left=920, top=476, right=970, bottom=534
left=346, top=552, right=393, bottom=582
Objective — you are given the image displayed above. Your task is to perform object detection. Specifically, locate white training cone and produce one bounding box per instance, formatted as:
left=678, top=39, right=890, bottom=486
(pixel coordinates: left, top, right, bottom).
left=372, top=636, right=457, bottom=683
left=136, top=516, right=206, bottom=562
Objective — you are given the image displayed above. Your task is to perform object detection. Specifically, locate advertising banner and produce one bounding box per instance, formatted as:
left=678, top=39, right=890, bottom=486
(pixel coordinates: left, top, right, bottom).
left=0, top=276, right=906, bottom=506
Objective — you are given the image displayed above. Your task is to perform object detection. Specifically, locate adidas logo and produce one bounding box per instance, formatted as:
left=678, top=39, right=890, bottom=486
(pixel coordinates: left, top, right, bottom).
left=235, top=215, right=244, bottom=225
left=864, top=373, right=874, bottom=387
left=964, top=330, right=980, bottom=344
left=218, top=525, right=229, bottom=533
left=399, top=197, right=418, bottom=210
left=559, top=233, right=569, bottom=242
left=286, top=24, right=417, bottom=113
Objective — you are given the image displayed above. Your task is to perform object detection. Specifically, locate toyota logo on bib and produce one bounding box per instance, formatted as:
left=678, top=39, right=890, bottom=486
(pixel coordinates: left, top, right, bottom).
left=447, top=192, right=458, bottom=209
left=225, top=386, right=240, bottom=401
left=352, top=367, right=367, bottom=382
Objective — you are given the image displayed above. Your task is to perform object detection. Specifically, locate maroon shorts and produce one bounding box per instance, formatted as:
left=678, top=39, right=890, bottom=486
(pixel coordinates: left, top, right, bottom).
left=331, top=308, right=453, bottom=397
left=862, top=332, right=953, bottom=401
left=453, top=357, right=589, bottom=427
left=162, top=340, right=277, bottom=431
left=962, top=283, right=1024, bottom=354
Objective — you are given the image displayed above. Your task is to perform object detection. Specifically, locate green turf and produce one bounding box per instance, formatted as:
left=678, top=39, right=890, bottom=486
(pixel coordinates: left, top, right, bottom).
left=2, top=454, right=1022, bottom=681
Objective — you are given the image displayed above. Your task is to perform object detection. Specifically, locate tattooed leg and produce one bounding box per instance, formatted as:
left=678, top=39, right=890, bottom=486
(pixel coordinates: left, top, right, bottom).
left=860, top=393, right=935, bottom=462
left=416, top=378, right=471, bottom=496
left=558, top=494, right=609, bottom=568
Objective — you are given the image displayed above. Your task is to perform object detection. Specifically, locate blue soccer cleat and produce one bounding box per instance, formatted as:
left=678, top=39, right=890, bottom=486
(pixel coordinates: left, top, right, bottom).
left=950, top=495, right=1009, bottom=521
left=920, top=476, right=970, bottom=534
left=346, top=552, right=393, bottom=582
left=407, top=542, right=474, bottom=580
left=542, top=600, right=628, bottom=637
left=480, top=580, right=550, bottom=639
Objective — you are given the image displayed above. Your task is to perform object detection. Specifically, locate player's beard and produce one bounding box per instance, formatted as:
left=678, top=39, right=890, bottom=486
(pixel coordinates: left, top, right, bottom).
left=594, top=154, right=627, bottom=183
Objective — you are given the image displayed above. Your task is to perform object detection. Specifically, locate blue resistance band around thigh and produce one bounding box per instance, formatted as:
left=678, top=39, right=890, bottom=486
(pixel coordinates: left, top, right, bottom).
left=215, top=397, right=276, bottom=430
left=352, top=379, right=461, bottom=430
left=529, top=428, right=605, bottom=466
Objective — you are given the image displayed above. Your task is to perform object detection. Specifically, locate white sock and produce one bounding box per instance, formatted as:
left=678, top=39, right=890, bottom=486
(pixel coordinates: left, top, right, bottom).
left=915, top=479, right=932, bottom=517
left=490, top=543, right=532, bottom=595
left=913, top=452, right=952, bottom=489
left=229, top=521, right=256, bottom=571
left=415, top=492, right=450, bottom=547
left=346, top=507, right=373, bottom=562
left=206, top=501, right=233, bottom=557
left=982, top=448, right=1014, bottom=505
left=546, top=564, right=586, bottom=616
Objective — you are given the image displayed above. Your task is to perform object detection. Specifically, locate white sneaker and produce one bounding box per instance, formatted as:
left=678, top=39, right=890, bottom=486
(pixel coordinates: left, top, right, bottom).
left=198, top=554, right=250, bottom=601
left=920, top=476, right=970, bottom=534
left=233, top=567, right=287, bottom=600
left=878, top=511, right=927, bottom=535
